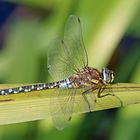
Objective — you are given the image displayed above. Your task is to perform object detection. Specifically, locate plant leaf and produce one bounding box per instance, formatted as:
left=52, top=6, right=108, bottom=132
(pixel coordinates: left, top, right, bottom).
left=0, top=83, right=139, bottom=125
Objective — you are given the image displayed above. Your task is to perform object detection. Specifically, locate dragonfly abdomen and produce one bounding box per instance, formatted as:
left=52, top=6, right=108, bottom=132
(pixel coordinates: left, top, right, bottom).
left=0, top=84, right=48, bottom=95
left=0, top=78, right=72, bottom=95
left=59, top=78, right=72, bottom=89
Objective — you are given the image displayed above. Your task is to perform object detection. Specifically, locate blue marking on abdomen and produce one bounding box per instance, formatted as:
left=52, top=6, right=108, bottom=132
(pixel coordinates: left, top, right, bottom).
left=59, top=78, right=72, bottom=89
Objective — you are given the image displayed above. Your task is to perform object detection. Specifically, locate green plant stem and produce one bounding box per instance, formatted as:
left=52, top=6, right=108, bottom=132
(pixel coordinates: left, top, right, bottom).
left=0, top=83, right=139, bottom=125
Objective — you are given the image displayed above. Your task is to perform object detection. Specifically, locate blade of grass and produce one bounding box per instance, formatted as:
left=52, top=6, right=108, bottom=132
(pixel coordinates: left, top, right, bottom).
left=86, top=0, right=139, bottom=68
left=0, top=83, right=139, bottom=125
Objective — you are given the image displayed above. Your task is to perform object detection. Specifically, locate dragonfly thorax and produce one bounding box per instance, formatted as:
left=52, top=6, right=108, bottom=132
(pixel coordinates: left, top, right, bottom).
left=69, top=67, right=114, bottom=88
left=69, top=67, right=101, bottom=88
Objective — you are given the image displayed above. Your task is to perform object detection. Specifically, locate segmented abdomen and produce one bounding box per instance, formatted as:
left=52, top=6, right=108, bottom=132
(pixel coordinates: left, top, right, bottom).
left=0, top=78, right=72, bottom=95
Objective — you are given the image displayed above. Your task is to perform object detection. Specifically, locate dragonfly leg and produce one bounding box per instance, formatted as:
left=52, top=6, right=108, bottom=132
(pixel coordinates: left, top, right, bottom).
left=82, top=88, right=94, bottom=112
left=97, top=86, right=123, bottom=107
left=97, top=86, right=114, bottom=98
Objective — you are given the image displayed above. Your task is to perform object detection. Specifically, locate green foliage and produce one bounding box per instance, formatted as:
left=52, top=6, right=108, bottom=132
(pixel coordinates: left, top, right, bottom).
left=0, top=0, right=140, bottom=140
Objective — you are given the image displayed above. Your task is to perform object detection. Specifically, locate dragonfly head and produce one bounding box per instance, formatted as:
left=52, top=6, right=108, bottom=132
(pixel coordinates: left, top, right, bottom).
left=101, top=67, right=114, bottom=85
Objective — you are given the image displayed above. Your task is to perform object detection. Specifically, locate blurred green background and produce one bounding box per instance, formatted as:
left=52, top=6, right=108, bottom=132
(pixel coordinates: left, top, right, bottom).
left=0, top=0, right=140, bottom=140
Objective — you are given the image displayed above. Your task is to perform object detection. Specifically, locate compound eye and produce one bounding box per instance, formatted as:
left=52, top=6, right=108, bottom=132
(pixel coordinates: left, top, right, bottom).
left=110, top=71, right=114, bottom=83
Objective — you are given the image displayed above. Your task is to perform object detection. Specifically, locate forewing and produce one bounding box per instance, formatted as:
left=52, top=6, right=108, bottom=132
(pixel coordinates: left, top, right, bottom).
left=47, top=15, right=88, bottom=81
left=47, top=39, right=76, bottom=81
left=64, top=15, right=88, bottom=70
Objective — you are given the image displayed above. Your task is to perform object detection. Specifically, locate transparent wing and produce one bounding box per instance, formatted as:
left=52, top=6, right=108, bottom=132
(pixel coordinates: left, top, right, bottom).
left=50, top=88, right=96, bottom=130
left=47, top=15, right=88, bottom=81
left=50, top=89, right=76, bottom=130
left=74, top=88, right=96, bottom=113
left=47, top=39, right=78, bottom=81
left=64, top=15, right=88, bottom=70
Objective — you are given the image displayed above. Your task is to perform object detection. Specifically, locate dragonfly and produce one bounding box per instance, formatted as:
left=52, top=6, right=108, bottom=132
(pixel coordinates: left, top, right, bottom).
left=0, top=15, right=119, bottom=130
